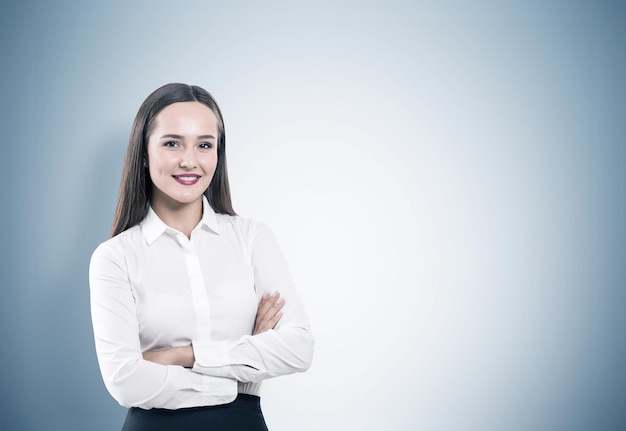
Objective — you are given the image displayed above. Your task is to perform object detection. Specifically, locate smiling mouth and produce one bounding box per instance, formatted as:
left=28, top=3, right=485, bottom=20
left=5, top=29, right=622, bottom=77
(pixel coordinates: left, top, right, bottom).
left=173, top=175, right=201, bottom=185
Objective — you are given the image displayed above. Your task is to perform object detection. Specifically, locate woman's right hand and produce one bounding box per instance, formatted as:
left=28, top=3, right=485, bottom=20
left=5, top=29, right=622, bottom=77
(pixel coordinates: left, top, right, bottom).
left=253, top=291, right=285, bottom=335
left=143, top=346, right=194, bottom=368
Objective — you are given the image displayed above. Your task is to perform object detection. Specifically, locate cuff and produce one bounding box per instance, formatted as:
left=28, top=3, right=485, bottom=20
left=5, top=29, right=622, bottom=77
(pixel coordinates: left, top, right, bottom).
left=192, top=339, right=238, bottom=368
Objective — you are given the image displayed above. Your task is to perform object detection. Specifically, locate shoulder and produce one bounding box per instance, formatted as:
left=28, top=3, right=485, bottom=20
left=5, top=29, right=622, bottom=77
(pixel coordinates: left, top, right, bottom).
left=215, top=213, right=265, bottom=234
left=90, top=225, right=143, bottom=263
left=214, top=213, right=275, bottom=244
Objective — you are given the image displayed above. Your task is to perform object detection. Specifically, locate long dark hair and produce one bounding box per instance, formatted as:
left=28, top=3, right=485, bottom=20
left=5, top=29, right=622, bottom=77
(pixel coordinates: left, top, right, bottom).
left=110, top=83, right=236, bottom=237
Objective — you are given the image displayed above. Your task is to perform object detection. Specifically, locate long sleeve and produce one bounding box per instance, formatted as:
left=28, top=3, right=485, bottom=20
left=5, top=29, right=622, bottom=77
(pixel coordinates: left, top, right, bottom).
left=89, top=240, right=238, bottom=409
left=191, top=222, right=314, bottom=382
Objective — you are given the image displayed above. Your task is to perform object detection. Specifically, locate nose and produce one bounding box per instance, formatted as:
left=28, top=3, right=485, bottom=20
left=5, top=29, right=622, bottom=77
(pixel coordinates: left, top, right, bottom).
left=179, top=147, right=197, bottom=169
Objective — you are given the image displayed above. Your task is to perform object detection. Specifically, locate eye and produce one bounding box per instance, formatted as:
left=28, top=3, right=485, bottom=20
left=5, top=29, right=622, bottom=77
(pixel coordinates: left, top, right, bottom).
left=163, top=140, right=179, bottom=148
left=199, top=142, right=213, bottom=150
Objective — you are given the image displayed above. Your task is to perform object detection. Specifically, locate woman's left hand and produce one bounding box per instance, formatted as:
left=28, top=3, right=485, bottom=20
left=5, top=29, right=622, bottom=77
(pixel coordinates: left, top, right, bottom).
left=143, top=346, right=195, bottom=367
left=253, top=291, right=285, bottom=335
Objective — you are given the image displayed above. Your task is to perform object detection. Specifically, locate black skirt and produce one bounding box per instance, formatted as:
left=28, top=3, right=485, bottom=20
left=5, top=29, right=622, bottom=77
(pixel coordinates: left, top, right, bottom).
left=121, top=394, right=268, bottom=431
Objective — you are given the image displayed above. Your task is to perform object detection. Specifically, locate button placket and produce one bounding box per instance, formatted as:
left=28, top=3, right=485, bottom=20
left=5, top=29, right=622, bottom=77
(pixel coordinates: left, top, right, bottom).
left=180, top=236, right=211, bottom=342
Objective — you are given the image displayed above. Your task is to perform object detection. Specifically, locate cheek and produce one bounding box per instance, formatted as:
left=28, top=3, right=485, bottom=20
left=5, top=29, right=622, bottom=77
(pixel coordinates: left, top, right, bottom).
left=204, top=153, right=218, bottom=172
left=148, top=151, right=175, bottom=172
left=147, top=155, right=175, bottom=187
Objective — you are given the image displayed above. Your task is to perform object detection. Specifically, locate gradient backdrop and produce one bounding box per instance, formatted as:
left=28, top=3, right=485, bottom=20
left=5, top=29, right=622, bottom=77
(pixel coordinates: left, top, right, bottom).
left=1, top=1, right=624, bottom=430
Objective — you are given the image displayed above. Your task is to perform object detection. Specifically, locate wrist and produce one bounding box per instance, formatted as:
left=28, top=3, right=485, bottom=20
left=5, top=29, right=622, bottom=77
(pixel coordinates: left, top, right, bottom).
left=178, top=345, right=195, bottom=368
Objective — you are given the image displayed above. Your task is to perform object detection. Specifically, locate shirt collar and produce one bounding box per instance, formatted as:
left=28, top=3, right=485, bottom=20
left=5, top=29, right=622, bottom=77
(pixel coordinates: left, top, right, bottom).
left=141, top=196, right=220, bottom=245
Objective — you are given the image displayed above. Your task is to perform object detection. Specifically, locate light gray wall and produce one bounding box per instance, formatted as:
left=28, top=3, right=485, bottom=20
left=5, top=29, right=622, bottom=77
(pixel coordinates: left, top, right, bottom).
left=1, top=1, right=624, bottom=430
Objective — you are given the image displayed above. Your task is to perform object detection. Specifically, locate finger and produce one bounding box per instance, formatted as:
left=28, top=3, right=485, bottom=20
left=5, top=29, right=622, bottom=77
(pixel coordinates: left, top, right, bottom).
left=265, top=311, right=283, bottom=330
left=257, top=298, right=285, bottom=330
left=256, top=295, right=283, bottom=322
left=256, top=292, right=282, bottom=321
left=256, top=292, right=274, bottom=315
left=256, top=291, right=276, bottom=312
left=257, top=296, right=285, bottom=321
left=269, top=297, right=285, bottom=315
left=256, top=311, right=283, bottom=333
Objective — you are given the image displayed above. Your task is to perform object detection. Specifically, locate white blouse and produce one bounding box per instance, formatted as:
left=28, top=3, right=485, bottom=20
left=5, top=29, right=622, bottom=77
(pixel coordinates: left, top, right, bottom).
left=89, top=197, right=314, bottom=410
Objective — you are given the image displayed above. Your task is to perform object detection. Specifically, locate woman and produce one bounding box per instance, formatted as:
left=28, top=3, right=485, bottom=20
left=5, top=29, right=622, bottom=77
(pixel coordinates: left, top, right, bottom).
left=89, top=83, right=314, bottom=430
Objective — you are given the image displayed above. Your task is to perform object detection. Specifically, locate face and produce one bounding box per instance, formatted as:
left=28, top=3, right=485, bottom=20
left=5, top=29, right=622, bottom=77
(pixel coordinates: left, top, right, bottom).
left=146, top=101, right=219, bottom=210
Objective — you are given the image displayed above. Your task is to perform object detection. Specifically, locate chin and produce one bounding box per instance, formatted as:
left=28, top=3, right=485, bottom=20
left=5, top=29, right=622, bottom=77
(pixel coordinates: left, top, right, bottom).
left=176, top=195, right=204, bottom=205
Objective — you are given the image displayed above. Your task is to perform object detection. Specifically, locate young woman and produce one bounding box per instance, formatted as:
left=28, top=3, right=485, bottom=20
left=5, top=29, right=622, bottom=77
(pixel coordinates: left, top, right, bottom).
left=89, top=83, right=314, bottom=430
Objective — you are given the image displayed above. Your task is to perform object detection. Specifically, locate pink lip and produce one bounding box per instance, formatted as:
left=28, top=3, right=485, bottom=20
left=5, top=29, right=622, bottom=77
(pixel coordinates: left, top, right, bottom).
left=172, top=175, right=201, bottom=185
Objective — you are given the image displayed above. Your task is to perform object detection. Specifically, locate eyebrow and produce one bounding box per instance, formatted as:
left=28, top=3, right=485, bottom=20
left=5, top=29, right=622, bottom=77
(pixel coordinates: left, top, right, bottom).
left=160, top=134, right=216, bottom=140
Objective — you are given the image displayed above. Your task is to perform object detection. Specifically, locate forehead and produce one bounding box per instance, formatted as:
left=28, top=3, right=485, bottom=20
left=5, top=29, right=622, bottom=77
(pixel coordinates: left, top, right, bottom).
left=152, top=102, right=218, bottom=132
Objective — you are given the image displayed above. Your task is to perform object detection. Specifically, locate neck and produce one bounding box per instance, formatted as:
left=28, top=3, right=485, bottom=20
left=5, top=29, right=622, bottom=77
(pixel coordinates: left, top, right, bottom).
left=151, top=195, right=203, bottom=239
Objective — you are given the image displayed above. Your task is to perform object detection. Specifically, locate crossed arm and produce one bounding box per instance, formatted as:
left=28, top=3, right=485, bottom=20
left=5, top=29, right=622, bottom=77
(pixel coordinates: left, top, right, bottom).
left=142, top=291, right=285, bottom=368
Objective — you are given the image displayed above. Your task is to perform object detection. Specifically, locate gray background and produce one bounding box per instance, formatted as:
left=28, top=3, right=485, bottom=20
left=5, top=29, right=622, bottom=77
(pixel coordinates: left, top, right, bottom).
left=1, top=1, right=624, bottom=430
